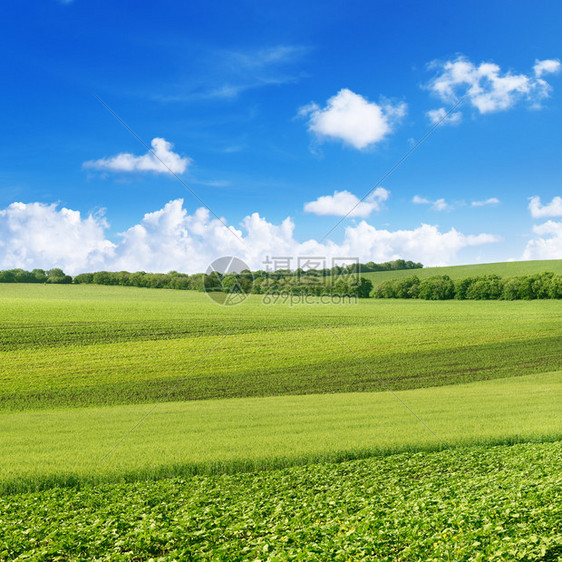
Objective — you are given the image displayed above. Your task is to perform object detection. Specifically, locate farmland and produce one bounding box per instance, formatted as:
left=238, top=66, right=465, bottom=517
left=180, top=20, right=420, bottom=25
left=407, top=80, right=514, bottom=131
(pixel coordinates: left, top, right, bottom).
left=0, top=371, right=560, bottom=493
left=2, top=442, right=561, bottom=560
left=363, top=258, right=562, bottom=286
left=1, top=271, right=561, bottom=559
left=1, top=283, right=561, bottom=410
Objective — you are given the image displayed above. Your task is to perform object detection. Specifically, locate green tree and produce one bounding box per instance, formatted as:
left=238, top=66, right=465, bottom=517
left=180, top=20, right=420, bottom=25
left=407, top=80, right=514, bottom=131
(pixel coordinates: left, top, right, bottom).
left=418, top=276, right=455, bottom=300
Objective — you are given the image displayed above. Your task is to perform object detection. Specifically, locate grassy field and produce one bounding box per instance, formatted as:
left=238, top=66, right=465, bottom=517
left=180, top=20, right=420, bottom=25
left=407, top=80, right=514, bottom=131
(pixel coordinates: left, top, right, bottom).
left=1, top=278, right=560, bottom=559
left=363, top=258, right=562, bottom=286
left=0, top=372, right=560, bottom=493
left=2, top=441, right=561, bottom=560
left=1, top=284, right=561, bottom=410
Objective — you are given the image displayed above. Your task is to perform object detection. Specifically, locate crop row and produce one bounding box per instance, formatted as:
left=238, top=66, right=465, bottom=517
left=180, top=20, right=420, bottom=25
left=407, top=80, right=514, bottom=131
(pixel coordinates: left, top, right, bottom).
left=1, top=286, right=560, bottom=410
left=2, top=331, right=560, bottom=411
left=1, top=372, right=560, bottom=493
left=1, top=441, right=560, bottom=560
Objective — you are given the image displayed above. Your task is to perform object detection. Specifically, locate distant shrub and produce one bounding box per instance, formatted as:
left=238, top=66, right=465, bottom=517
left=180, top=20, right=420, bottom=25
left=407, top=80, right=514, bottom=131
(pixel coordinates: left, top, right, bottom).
left=374, top=272, right=561, bottom=300
left=418, top=276, right=455, bottom=300
left=454, top=277, right=475, bottom=300
left=465, top=275, right=503, bottom=300
left=373, top=276, right=420, bottom=299
left=73, top=273, right=94, bottom=284
left=547, top=274, right=562, bottom=298
left=361, top=259, right=423, bottom=273
left=0, top=268, right=70, bottom=284
left=500, top=277, right=522, bottom=300
left=0, top=268, right=50, bottom=283
left=500, top=272, right=555, bottom=300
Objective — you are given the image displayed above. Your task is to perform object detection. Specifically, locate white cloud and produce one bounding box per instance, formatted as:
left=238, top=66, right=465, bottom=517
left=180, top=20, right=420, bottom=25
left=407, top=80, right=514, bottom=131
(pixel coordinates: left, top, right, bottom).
left=472, top=198, right=500, bottom=207
left=339, top=222, right=498, bottom=267
left=83, top=138, right=190, bottom=175
left=0, top=202, right=114, bottom=273
left=522, top=220, right=562, bottom=260
left=432, top=199, right=451, bottom=212
left=304, top=188, right=389, bottom=218
left=426, top=107, right=462, bottom=125
left=533, top=59, right=561, bottom=78
left=412, top=195, right=452, bottom=211
left=299, top=89, right=407, bottom=149
left=412, top=195, right=431, bottom=205
left=414, top=195, right=501, bottom=211
left=528, top=196, right=562, bottom=218
left=0, top=199, right=499, bottom=273
left=426, top=56, right=560, bottom=116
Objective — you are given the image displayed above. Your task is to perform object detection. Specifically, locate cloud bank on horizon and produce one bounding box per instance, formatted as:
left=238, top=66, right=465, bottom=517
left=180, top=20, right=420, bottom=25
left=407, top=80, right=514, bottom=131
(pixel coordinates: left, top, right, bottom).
left=0, top=199, right=506, bottom=275
left=522, top=220, right=562, bottom=260
left=2, top=31, right=561, bottom=271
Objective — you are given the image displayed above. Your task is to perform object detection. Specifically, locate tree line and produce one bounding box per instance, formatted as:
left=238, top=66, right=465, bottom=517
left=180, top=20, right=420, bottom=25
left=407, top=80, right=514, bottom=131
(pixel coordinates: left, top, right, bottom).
left=373, top=272, right=562, bottom=300
left=0, top=267, right=374, bottom=297
left=74, top=269, right=375, bottom=298
left=245, top=274, right=373, bottom=298
left=0, top=259, right=419, bottom=297
left=0, top=268, right=72, bottom=284
left=2, top=267, right=561, bottom=300
left=230, top=259, right=422, bottom=280
left=358, top=259, right=423, bottom=273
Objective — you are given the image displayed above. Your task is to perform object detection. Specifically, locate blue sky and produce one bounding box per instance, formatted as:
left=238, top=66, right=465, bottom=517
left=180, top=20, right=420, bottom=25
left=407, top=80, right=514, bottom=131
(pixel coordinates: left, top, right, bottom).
left=1, top=0, right=561, bottom=273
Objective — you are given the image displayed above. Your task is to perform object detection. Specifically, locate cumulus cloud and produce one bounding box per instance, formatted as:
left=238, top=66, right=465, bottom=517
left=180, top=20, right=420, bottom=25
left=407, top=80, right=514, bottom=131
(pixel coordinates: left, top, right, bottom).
left=471, top=198, right=500, bottom=207
left=0, top=199, right=499, bottom=273
left=299, top=89, right=407, bottom=149
left=339, top=222, right=498, bottom=266
left=533, top=59, right=561, bottom=78
left=412, top=195, right=452, bottom=211
left=110, top=201, right=246, bottom=274
left=426, top=107, right=462, bottom=125
left=426, top=56, right=560, bottom=116
left=528, top=196, right=562, bottom=218
left=522, top=220, right=562, bottom=260
left=0, top=202, right=114, bottom=273
left=304, top=188, right=389, bottom=218
left=83, top=138, right=190, bottom=175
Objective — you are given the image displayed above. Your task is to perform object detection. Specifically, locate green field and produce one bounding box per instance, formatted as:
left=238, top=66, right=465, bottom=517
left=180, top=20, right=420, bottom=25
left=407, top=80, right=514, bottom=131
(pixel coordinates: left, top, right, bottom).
left=363, top=258, right=562, bottom=286
left=2, top=442, right=561, bottom=560
left=1, top=284, right=561, bottom=410
left=1, top=278, right=561, bottom=559
left=1, top=372, right=560, bottom=493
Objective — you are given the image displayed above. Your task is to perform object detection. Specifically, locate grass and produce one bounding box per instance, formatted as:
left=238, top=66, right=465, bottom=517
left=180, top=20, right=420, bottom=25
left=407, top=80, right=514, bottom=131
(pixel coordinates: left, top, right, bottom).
left=1, top=276, right=561, bottom=558
left=2, top=440, right=561, bottom=560
left=362, top=258, right=562, bottom=286
left=1, top=372, right=560, bottom=493
left=1, top=284, right=561, bottom=410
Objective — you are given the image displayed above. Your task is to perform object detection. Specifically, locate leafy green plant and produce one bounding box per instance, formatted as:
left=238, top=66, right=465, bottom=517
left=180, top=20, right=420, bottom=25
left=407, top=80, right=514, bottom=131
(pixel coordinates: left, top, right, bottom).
left=1, top=442, right=560, bottom=560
